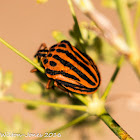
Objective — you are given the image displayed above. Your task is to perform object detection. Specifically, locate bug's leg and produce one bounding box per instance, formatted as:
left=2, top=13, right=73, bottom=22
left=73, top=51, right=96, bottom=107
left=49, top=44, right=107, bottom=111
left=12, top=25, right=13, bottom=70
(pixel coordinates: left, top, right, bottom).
left=54, top=81, right=68, bottom=93
left=34, top=43, right=48, bottom=58
left=31, top=43, right=48, bottom=72
left=30, top=68, right=38, bottom=73
left=46, top=79, right=53, bottom=89
left=54, top=81, right=72, bottom=97
left=39, top=43, right=47, bottom=50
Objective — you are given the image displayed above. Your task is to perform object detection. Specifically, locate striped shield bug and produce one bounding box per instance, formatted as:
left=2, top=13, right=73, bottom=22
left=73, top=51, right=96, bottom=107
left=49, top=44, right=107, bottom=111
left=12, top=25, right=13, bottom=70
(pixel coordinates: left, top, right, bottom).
left=31, top=40, right=101, bottom=94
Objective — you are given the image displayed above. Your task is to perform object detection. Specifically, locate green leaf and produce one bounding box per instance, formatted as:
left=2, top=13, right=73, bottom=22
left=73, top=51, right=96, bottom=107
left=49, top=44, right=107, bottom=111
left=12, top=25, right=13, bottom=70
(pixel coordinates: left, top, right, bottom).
left=3, top=71, right=13, bottom=88
left=101, top=40, right=119, bottom=64
left=102, top=0, right=137, bottom=9
left=79, top=22, right=96, bottom=46
left=37, top=0, right=48, bottom=4
left=69, top=22, right=96, bottom=51
left=52, top=31, right=68, bottom=42
left=21, top=81, right=44, bottom=95
left=102, top=0, right=116, bottom=9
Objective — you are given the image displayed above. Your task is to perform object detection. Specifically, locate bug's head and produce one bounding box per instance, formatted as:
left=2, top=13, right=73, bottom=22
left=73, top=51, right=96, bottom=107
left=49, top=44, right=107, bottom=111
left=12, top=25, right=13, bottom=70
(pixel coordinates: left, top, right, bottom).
left=34, top=44, right=48, bottom=61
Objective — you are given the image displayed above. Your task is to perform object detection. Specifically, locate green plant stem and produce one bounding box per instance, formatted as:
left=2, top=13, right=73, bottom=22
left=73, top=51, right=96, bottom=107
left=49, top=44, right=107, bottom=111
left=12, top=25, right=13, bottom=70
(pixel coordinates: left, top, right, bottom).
left=67, top=0, right=85, bottom=52
left=115, top=0, right=136, bottom=48
left=101, top=56, right=124, bottom=101
left=73, top=93, right=89, bottom=105
left=99, top=112, right=133, bottom=140
left=51, top=113, right=89, bottom=132
left=115, top=0, right=140, bottom=78
left=36, top=113, right=89, bottom=140
left=134, top=0, right=140, bottom=31
left=0, top=37, right=45, bottom=74
left=0, top=96, right=87, bottom=111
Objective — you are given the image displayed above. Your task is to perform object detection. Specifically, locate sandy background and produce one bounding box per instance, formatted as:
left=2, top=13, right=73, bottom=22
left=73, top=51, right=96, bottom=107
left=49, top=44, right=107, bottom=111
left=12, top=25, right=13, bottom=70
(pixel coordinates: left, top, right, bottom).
left=0, top=0, right=140, bottom=140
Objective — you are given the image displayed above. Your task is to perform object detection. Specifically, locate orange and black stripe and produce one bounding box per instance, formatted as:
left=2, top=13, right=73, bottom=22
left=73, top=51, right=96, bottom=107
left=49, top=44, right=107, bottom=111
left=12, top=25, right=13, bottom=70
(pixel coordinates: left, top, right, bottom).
left=36, top=40, right=101, bottom=94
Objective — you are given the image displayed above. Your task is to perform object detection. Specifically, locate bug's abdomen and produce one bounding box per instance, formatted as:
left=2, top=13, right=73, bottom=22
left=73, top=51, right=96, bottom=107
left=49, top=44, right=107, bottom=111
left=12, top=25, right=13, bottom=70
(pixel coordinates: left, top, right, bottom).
left=52, top=54, right=100, bottom=94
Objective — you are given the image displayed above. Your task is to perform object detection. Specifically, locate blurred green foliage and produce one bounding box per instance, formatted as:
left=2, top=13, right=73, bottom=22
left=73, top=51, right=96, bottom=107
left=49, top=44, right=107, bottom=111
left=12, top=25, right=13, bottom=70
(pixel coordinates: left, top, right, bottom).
left=52, top=22, right=119, bottom=64
left=52, top=31, right=68, bottom=43
left=0, top=116, right=30, bottom=140
left=21, top=81, right=44, bottom=95
left=3, top=71, right=13, bottom=89
left=0, top=69, right=13, bottom=97
left=36, top=0, right=48, bottom=4
left=102, top=0, right=137, bottom=9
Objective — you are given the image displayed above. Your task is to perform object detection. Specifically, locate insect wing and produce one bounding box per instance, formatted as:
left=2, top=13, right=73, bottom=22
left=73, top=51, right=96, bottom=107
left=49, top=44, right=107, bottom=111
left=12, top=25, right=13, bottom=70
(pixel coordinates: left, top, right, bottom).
left=44, top=40, right=101, bottom=94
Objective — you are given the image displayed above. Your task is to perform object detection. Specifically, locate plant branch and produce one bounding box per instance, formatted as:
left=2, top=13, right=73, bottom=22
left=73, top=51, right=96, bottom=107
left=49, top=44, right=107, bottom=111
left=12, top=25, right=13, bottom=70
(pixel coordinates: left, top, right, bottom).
left=36, top=113, right=89, bottom=140
left=0, top=37, right=45, bottom=74
left=73, top=0, right=130, bottom=56
left=115, top=0, right=137, bottom=48
left=99, top=112, right=134, bottom=140
left=67, top=0, right=85, bottom=52
left=115, top=0, right=140, bottom=78
left=73, top=93, right=89, bottom=105
left=133, top=0, right=140, bottom=30
left=51, top=113, right=89, bottom=132
left=101, top=56, right=124, bottom=101
left=0, top=96, right=87, bottom=111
